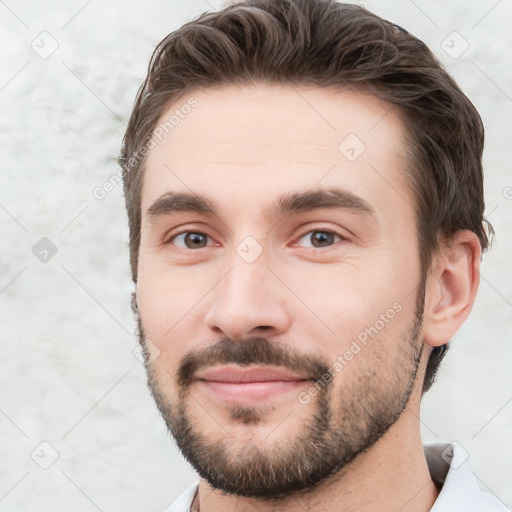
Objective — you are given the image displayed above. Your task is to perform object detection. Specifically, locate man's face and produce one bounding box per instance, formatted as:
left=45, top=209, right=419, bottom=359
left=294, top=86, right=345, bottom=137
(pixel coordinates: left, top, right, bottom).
left=136, top=84, right=426, bottom=498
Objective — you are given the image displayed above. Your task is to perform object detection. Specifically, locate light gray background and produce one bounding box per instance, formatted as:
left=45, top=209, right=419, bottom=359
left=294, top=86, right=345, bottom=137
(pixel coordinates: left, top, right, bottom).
left=1, top=0, right=511, bottom=510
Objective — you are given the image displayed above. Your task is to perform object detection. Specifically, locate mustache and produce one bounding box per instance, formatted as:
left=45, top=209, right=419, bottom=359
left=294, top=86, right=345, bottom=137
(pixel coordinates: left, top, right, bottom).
left=177, top=337, right=331, bottom=389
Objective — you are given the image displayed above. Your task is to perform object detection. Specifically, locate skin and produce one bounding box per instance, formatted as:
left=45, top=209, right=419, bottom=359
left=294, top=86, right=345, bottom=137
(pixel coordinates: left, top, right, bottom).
left=135, top=84, right=481, bottom=512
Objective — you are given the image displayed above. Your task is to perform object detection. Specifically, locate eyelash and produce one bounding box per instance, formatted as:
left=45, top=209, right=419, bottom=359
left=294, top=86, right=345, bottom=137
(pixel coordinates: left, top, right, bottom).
left=165, top=228, right=347, bottom=250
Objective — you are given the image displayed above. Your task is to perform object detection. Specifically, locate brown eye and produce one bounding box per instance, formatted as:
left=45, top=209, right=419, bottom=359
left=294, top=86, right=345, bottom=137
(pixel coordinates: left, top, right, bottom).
left=171, top=232, right=210, bottom=249
left=297, top=230, right=342, bottom=248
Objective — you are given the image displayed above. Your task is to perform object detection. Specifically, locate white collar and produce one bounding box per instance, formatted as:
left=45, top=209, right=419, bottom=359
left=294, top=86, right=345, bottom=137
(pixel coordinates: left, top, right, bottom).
left=424, top=441, right=508, bottom=511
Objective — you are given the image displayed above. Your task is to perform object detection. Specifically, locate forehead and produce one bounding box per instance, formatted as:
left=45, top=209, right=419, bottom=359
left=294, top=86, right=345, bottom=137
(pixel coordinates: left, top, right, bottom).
left=142, top=84, right=413, bottom=223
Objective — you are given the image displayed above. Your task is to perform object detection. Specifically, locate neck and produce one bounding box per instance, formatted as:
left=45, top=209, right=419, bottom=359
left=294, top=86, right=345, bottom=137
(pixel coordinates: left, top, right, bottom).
left=193, top=405, right=439, bottom=512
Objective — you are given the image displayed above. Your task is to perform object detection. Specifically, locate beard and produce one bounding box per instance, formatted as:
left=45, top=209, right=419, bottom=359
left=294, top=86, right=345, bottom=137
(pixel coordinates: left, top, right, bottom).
left=134, top=277, right=426, bottom=501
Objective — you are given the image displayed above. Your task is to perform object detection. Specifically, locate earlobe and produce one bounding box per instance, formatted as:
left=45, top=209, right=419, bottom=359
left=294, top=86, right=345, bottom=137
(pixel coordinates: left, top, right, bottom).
left=422, top=231, right=481, bottom=348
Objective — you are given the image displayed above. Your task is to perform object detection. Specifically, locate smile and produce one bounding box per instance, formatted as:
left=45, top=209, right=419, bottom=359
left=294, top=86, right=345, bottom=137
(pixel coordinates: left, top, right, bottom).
left=194, top=365, right=311, bottom=403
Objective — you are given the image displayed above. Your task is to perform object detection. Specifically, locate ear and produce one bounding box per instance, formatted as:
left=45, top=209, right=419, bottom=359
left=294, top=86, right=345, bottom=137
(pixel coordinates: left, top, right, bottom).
left=422, top=230, right=481, bottom=348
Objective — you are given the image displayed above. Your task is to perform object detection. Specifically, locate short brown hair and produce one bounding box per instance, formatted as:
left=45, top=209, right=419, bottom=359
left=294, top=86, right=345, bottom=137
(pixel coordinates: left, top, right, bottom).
left=120, top=0, right=493, bottom=393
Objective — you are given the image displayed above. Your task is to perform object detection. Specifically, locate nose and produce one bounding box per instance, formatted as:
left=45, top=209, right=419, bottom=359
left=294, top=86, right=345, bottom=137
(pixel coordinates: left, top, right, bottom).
left=204, top=247, right=292, bottom=341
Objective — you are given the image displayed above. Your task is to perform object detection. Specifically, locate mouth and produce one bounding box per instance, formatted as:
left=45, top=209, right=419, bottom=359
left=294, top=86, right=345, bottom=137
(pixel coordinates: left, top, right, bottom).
left=193, top=365, right=312, bottom=403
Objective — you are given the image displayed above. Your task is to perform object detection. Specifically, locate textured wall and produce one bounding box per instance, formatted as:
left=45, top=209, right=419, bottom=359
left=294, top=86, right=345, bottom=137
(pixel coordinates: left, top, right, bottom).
left=1, top=0, right=510, bottom=510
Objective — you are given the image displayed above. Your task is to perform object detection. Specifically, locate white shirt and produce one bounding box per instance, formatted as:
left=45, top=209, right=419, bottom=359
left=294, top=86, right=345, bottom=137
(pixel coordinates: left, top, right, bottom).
left=163, top=442, right=509, bottom=512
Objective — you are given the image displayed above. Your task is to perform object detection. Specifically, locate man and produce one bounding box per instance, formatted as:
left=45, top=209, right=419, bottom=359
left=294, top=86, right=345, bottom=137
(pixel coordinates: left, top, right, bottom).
left=119, top=1, right=507, bottom=510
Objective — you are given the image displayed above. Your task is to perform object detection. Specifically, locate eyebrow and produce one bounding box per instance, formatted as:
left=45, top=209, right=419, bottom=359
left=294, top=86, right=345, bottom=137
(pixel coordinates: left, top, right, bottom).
left=146, top=187, right=376, bottom=222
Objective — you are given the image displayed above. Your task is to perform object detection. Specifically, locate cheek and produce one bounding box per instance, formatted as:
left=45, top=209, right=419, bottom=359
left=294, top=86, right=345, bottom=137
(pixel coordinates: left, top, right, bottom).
left=283, top=257, right=418, bottom=357
left=137, top=249, right=206, bottom=319
left=136, top=263, right=207, bottom=368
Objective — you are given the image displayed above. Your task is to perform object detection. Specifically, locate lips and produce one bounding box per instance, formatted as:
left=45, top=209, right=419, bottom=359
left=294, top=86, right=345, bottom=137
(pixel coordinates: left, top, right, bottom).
left=195, top=365, right=309, bottom=383
left=194, top=365, right=311, bottom=403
